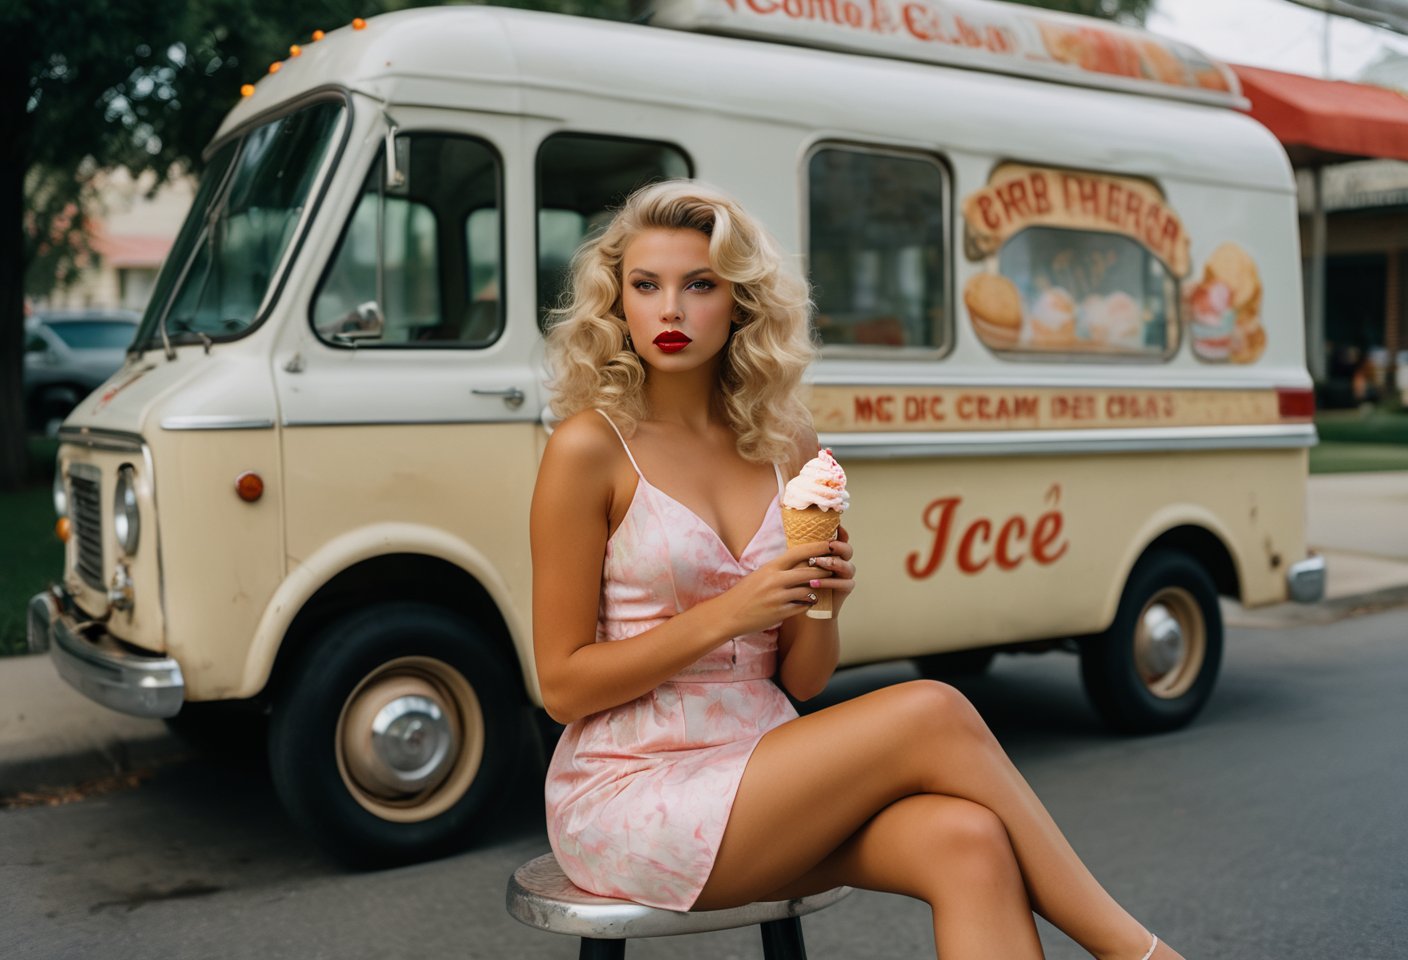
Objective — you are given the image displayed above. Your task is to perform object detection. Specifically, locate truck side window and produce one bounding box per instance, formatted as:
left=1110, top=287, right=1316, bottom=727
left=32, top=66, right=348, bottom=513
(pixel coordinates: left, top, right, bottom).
left=536, top=133, right=692, bottom=324
left=313, top=134, right=502, bottom=347
left=807, top=146, right=949, bottom=352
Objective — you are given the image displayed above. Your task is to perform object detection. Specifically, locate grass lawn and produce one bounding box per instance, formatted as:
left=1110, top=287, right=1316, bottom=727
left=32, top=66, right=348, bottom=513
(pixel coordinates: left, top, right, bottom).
left=0, top=438, right=64, bottom=656
left=1311, top=409, right=1408, bottom=474
left=0, top=486, right=64, bottom=657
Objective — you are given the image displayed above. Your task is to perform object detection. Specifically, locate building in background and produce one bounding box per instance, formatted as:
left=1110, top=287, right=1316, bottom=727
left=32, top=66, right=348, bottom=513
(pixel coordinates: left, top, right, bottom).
left=1233, top=62, right=1408, bottom=407
left=1296, top=159, right=1408, bottom=405
left=35, top=169, right=194, bottom=315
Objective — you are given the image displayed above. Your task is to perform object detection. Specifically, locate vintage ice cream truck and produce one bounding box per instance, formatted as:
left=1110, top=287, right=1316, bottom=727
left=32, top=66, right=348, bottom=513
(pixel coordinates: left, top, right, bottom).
left=28, top=0, right=1325, bottom=865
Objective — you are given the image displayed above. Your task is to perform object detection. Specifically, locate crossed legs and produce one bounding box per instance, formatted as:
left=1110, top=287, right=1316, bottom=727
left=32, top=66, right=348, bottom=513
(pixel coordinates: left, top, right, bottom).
left=692, top=680, right=1180, bottom=960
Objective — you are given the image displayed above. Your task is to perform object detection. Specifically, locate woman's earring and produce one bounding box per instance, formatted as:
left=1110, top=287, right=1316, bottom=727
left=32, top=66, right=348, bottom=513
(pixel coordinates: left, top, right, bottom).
left=624, top=330, right=633, bottom=350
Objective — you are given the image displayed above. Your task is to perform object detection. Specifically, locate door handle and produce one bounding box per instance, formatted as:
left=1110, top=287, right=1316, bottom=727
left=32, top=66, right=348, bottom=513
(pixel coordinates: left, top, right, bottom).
left=472, top=387, right=525, bottom=409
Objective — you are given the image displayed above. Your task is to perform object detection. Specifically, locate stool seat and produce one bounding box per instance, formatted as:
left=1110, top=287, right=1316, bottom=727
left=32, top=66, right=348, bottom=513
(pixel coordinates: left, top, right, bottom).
left=507, top=852, right=852, bottom=940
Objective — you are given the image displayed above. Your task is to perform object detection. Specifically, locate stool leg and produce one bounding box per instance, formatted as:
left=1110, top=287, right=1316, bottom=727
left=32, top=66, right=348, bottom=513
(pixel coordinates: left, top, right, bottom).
left=759, top=917, right=807, bottom=960
left=579, top=938, right=625, bottom=960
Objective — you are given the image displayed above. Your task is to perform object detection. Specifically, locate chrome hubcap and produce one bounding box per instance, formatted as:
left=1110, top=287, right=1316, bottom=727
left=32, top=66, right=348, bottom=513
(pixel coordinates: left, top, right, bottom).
left=370, top=694, right=454, bottom=793
left=1133, top=587, right=1206, bottom=700
left=1141, top=604, right=1184, bottom=678
left=336, top=656, right=485, bottom=822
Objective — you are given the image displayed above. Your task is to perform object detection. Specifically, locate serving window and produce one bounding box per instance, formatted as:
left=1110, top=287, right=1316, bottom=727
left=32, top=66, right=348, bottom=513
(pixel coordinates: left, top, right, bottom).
left=536, top=133, right=692, bottom=325
left=806, top=145, right=950, bottom=354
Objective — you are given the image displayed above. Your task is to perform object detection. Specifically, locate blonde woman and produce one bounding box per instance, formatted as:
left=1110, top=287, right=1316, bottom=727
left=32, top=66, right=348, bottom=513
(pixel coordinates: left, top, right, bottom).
left=531, top=180, right=1181, bottom=960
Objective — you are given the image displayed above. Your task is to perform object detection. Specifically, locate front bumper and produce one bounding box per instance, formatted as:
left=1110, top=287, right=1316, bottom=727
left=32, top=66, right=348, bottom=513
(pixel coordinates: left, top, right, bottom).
left=1286, top=554, right=1327, bottom=604
left=27, top=588, right=184, bottom=719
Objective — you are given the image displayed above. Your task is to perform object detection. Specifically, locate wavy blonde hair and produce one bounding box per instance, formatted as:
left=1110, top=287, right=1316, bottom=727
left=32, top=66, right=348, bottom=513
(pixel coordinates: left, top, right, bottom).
left=545, top=180, right=816, bottom=465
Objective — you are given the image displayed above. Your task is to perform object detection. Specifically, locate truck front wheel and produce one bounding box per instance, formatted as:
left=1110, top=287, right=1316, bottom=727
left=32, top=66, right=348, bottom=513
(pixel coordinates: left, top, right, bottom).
left=269, top=603, right=520, bottom=867
left=1079, top=550, right=1223, bottom=734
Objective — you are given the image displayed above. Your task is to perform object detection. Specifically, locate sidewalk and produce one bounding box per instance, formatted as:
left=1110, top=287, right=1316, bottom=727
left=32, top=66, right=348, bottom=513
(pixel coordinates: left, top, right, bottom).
left=4, top=472, right=1406, bottom=800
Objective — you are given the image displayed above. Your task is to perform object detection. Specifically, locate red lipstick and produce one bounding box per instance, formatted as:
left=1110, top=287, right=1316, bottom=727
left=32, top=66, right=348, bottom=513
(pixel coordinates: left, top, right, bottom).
left=653, top=331, right=692, bottom=354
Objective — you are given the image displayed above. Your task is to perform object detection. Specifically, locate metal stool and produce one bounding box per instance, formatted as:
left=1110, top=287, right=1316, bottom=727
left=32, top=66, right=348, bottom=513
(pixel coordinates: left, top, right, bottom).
left=506, top=852, right=852, bottom=959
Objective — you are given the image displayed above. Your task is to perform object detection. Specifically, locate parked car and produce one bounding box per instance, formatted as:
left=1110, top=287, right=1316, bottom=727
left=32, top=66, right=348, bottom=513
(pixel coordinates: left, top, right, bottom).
left=23, top=310, right=140, bottom=434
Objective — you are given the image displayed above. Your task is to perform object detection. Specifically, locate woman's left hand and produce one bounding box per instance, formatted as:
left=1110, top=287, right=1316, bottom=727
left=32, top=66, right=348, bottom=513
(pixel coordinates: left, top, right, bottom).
left=808, top=525, right=856, bottom=616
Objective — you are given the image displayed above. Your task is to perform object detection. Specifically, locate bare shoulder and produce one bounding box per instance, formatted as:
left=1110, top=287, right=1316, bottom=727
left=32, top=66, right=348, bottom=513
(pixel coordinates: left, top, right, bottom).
left=542, top=409, right=621, bottom=471
left=533, top=411, right=625, bottom=540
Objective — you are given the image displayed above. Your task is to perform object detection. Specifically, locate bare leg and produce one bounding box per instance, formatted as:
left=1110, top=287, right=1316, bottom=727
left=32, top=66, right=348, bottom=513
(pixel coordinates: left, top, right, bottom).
left=694, top=680, right=1180, bottom=960
left=708, top=792, right=1043, bottom=959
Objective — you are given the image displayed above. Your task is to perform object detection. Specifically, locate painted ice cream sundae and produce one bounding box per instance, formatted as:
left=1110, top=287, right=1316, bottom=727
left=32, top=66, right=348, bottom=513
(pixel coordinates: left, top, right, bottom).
left=1027, top=288, right=1077, bottom=348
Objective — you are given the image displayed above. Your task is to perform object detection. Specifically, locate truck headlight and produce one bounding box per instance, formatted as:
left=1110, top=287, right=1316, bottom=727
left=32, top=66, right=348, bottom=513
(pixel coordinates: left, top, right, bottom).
left=113, top=466, right=140, bottom=555
left=53, top=468, right=67, bottom=518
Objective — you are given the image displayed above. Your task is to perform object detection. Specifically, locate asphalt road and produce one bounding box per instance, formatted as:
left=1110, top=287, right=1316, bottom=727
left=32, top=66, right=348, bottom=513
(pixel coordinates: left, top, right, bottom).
left=3, top=608, right=1406, bottom=960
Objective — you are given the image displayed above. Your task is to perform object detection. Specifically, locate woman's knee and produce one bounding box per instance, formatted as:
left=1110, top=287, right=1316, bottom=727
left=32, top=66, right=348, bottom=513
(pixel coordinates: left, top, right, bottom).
left=893, top=679, right=990, bottom=740
left=920, top=801, right=1020, bottom=890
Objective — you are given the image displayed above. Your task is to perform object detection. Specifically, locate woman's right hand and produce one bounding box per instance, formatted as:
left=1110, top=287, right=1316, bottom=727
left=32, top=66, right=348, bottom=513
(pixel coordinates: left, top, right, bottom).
left=713, top=540, right=837, bottom=637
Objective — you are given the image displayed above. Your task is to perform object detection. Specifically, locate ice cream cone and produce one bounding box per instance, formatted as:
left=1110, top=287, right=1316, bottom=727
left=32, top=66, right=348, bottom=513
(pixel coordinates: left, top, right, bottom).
left=783, top=505, right=842, bottom=619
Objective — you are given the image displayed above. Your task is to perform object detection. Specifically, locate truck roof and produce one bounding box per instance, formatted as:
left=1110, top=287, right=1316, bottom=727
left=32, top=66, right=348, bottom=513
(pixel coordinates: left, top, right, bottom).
left=219, top=5, right=1289, bottom=193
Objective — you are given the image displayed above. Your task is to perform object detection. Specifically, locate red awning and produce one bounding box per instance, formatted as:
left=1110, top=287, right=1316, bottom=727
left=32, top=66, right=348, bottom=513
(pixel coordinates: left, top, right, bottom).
left=1232, top=64, right=1408, bottom=166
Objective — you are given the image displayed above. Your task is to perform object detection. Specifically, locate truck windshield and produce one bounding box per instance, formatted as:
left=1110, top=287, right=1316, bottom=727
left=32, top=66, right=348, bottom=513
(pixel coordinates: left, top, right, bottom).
left=135, top=100, right=344, bottom=349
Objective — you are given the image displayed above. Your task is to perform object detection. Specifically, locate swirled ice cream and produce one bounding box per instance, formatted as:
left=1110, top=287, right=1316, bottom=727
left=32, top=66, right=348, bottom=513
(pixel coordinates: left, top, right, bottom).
left=782, top=450, right=848, bottom=620
left=782, top=449, right=849, bottom=513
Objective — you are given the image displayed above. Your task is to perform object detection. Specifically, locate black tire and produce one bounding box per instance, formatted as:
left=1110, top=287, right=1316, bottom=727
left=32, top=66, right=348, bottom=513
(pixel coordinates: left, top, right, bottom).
left=1080, top=549, right=1223, bottom=734
left=913, top=648, right=997, bottom=679
left=268, top=602, right=521, bottom=868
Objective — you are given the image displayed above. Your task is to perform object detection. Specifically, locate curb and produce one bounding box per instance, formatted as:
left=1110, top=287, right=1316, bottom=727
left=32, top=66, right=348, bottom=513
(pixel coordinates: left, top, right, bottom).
left=0, top=734, right=190, bottom=803
left=1225, top=583, right=1408, bottom=629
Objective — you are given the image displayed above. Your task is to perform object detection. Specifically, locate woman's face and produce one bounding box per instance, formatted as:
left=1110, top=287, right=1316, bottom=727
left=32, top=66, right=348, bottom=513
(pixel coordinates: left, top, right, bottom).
left=620, top=228, right=735, bottom=375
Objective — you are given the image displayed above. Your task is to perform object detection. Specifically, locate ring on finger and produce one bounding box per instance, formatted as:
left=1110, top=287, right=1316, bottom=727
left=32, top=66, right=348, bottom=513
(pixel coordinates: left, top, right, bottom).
left=806, top=592, right=817, bottom=604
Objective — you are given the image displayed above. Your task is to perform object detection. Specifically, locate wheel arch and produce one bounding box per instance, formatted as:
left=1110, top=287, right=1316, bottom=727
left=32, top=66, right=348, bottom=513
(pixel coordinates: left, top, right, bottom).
left=1098, top=508, right=1244, bottom=633
left=241, top=523, right=536, bottom=703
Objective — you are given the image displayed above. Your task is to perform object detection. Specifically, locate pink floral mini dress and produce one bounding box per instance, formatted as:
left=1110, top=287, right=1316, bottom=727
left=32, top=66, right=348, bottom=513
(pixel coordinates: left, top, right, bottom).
left=543, top=410, right=798, bottom=911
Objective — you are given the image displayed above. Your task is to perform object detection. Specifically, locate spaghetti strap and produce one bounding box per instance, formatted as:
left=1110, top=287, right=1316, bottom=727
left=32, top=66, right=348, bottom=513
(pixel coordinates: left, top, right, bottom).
left=772, top=462, right=785, bottom=498
left=594, top=409, right=644, bottom=478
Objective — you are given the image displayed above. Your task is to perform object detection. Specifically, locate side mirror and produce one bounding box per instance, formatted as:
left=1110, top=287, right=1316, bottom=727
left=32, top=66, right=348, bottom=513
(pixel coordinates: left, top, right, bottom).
left=331, top=301, right=386, bottom=346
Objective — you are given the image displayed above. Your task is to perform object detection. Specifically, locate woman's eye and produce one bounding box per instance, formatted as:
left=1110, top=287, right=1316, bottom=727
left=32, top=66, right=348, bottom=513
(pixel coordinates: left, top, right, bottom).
left=634, top=281, right=657, bottom=291
left=688, top=280, right=715, bottom=291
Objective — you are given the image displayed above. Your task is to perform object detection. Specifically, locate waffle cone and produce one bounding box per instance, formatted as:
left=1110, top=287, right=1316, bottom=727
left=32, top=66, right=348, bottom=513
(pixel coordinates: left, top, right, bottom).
left=783, top=506, right=842, bottom=619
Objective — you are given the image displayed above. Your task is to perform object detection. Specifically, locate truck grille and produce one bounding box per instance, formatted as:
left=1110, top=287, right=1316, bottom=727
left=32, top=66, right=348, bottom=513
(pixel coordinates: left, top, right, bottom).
left=69, top=471, right=104, bottom=589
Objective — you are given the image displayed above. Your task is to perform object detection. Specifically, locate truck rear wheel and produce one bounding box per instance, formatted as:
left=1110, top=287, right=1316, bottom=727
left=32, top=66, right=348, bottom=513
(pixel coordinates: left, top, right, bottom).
left=269, top=602, right=520, bottom=867
left=1080, top=549, right=1223, bottom=734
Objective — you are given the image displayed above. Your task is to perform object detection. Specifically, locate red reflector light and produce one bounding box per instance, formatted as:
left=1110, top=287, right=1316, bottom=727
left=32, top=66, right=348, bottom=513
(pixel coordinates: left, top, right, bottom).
left=1277, top=387, right=1315, bottom=420
left=235, top=472, right=265, bottom=502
